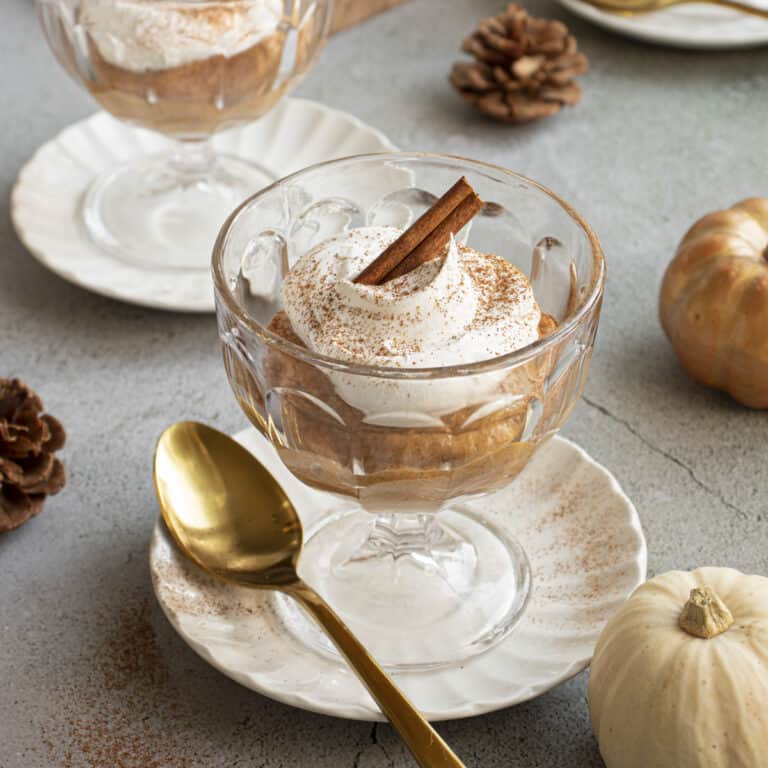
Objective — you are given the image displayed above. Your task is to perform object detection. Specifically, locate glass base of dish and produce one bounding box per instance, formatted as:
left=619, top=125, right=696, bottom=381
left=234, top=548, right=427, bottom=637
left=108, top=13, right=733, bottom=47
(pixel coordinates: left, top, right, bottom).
left=274, top=504, right=532, bottom=671
left=82, top=145, right=273, bottom=271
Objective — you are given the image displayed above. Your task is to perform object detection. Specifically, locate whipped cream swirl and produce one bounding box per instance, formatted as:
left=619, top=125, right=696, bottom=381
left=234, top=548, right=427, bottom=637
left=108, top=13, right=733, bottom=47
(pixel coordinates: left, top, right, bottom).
left=79, top=0, right=283, bottom=72
left=283, top=226, right=542, bottom=369
left=281, top=226, right=544, bottom=420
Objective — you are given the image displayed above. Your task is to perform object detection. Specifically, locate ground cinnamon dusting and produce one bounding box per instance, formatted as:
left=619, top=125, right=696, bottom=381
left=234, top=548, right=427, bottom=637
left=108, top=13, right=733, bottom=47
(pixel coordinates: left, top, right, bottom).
left=40, top=596, right=194, bottom=768
left=520, top=472, right=629, bottom=611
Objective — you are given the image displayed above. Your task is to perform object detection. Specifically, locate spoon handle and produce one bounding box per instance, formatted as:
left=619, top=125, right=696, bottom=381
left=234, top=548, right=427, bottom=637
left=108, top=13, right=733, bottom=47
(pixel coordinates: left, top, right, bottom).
left=288, top=581, right=466, bottom=768
left=694, top=0, right=768, bottom=18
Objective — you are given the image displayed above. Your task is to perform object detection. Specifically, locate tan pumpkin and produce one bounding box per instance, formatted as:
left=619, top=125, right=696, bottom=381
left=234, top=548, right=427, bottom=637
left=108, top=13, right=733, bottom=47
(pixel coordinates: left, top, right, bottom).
left=660, top=199, right=768, bottom=408
left=589, top=567, right=768, bottom=768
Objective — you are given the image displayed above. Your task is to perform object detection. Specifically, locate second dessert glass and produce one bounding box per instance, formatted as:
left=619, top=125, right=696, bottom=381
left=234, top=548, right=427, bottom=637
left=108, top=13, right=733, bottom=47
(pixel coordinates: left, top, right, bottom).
left=213, top=153, right=605, bottom=670
left=36, top=0, right=333, bottom=270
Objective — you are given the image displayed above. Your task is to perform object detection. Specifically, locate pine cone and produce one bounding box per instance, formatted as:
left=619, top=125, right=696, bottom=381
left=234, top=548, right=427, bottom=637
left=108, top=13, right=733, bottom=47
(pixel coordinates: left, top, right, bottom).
left=450, top=4, right=588, bottom=123
left=0, top=379, right=66, bottom=532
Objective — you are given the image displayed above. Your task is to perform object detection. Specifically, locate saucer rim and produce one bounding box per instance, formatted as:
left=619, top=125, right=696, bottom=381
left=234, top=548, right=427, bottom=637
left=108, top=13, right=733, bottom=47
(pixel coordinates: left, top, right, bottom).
left=557, top=0, right=768, bottom=50
left=11, top=99, right=397, bottom=313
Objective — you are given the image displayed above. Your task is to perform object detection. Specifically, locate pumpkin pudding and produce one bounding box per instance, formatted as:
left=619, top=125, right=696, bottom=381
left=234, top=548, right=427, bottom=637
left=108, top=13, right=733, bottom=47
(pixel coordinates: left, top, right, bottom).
left=228, top=180, right=562, bottom=505
left=77, top=0, right=297, bottom=137
left=214, top=159, right=605, bottom=670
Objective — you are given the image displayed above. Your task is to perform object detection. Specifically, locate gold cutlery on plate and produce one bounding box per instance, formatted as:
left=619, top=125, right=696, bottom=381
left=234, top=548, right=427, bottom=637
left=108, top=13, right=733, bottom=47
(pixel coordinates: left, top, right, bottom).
left=580, top=0, right=768, bottom=18
left=154, top=421, right=466, bottom=768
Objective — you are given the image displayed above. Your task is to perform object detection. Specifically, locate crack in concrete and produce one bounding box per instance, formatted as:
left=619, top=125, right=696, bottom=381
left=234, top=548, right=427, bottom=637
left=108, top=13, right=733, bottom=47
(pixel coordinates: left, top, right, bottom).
left=353, top=722, right=393, bottom=768
left=581, top=396, right=748, bottom=519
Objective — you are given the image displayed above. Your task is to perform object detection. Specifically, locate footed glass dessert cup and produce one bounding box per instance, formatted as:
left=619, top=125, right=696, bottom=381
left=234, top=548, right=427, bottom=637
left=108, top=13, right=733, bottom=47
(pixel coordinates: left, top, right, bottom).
left=213, top=153, right=606, bottom=670
left=36, top=0, right=332, bottom=270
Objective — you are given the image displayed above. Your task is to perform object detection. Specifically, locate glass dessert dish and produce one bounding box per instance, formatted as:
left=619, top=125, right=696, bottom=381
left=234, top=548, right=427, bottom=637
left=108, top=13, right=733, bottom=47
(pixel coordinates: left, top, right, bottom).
left=213, top=153, right=605, bottom=670
left=36, top=0, right=332, bottom=270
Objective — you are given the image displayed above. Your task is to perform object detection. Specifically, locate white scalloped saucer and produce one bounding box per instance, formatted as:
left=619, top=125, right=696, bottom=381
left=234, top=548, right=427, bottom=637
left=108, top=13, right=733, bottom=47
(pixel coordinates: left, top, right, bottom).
left=149, top=427, right=647, bottom=721
left=558, top=0, right=768, bottom=49
left=11, top=99, right=396, bottom=313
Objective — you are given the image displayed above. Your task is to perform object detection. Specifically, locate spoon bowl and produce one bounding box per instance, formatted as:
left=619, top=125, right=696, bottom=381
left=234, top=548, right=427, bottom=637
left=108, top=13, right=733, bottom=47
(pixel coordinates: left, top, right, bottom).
left=153, top=421, right=466, bottom=768
left=155, top=421, right=302, bottom=587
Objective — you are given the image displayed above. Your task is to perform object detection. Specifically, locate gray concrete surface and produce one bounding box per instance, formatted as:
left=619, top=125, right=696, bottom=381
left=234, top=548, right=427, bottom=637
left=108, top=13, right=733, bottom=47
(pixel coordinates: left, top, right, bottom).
left=2, top=0, right=768, bottom=765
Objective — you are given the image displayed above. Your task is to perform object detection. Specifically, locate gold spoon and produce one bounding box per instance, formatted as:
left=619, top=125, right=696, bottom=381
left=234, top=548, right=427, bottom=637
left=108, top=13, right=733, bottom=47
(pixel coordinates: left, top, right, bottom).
left=154, top=421, right=466, bottom=768
left=580, top=0, right=768, bottom=19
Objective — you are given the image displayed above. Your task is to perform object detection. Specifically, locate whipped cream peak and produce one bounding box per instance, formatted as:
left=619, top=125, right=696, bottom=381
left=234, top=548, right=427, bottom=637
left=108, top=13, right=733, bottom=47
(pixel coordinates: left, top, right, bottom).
left=331, top=235, right=476, bottom=352
left=79, top=0, right=283, bottom=72
left=282, top=226, right=542, bottom=370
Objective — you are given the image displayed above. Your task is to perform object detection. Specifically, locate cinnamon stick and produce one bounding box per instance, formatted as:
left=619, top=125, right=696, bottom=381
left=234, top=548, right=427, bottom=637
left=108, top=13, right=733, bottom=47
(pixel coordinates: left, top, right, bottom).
left=354, top=176, right=481, bottom=285
left=382, top=193, right=484, bottom=282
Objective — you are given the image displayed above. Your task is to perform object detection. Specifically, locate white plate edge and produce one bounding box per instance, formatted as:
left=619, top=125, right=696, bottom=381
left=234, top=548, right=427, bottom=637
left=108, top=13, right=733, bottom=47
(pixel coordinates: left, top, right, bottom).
left=557, top=0, right=768, bottom=50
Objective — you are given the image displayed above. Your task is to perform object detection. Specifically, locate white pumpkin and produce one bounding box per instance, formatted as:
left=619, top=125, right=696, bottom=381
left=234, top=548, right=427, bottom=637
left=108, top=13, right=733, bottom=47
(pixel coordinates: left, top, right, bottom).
left=589, top=567, right=768, bottom=768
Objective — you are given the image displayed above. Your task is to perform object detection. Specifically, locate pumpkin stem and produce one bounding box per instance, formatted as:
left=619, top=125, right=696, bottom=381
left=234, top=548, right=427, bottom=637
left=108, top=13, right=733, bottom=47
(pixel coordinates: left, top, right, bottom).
left=679, top=586, right=734, bottom=639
